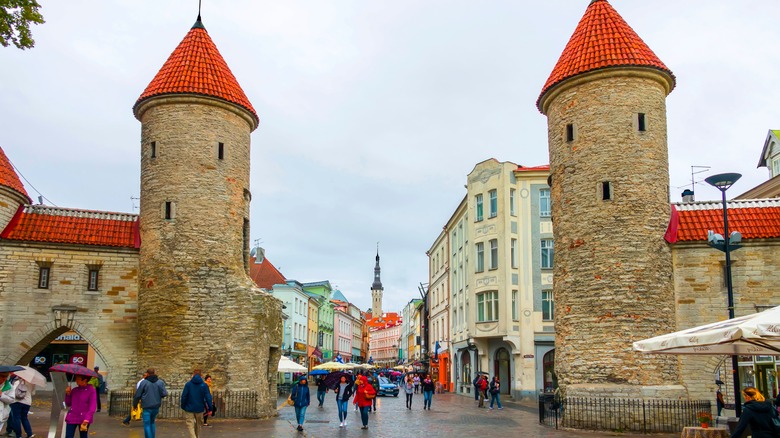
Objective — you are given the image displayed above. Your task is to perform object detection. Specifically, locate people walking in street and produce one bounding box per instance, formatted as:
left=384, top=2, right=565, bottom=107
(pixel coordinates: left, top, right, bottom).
left=133, top=368, right=168, bottom=438
left=122, top=371, right=149, bottom=426
left=488, top=376, right=503, bottom=410
left=290, top=377, right=310, bottom=432
left=353, top=376, right=377, bottom=430
left=88, top=367, right=104, bottom=413
left=413, top=375, right=420, bottom=394
left=202, top=375, right=213, bottom=426
left=64, top=375, right=97, bottom=438
left=472, top=374, right=480, bottom=402
left=0, top=373, right=15, bottom=436
left=730, top=387, right=777, bottom=438
left=477, top=376, right=488, bottom=408
left=716, top=386, right=725, bottom=417
left=403, top=376, right=414, bottom=409
left=334, top=375, right=353, bottom=428
left=368, top=374, right=379, bottom=412
left=422, top=374, right=435, bottom=410
left=9, top=376, right=35, bottom=438
left=180, top=369, right=213, bottom=438
left=316, top=377, right=327, bottom=408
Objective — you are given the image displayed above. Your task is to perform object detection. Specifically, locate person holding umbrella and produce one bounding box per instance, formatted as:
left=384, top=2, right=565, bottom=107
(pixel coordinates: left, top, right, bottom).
left=9, top=373, right=36, bottom=438
left=0, top=371, right=17, bottom=436
left=64, top=374, right=97, bottom=438
left=315, top=376, right=327, bottom=408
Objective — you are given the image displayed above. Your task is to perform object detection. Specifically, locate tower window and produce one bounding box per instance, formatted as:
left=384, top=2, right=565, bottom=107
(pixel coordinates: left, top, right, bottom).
left=218, top=142, right=225, bottom=160
left=637, top=113, right=646, bottom=132
left=566, top=123, right=575, bottom=142
left=88, top=268, right=99, bottom=291
left=38, top=266, right=50, bottom=289
left=164, top=201, right=173, bottom=220
left=151, top=141, right=157, bottom=158
left=602, top=181, right=612, bottom=201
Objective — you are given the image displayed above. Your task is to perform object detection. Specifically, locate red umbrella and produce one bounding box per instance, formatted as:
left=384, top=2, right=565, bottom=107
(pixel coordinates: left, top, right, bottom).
left=49, top=364, right=98, bottom=377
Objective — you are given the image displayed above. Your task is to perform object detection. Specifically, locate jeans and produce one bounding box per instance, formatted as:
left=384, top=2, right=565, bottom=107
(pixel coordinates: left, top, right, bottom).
left=142, top=406, right=160, bottom=438
left=423, top=390, right=433, bottom=408
left=65, top=423, right=89, bottom=438
left=10, top=403, right=32, bottom=438
left=405, top=393, right=413, bottom=408
left=474, top=385, right=479, bottom=400
left=489, top=392, right=502, bottom=409
left=317, top=390, right=326, bottom=407
left=359, top=406, right=370, bottom=426
left=337, top=400, right=349, bottom=422
left=372, top=395, right=377, bottom=410
left=294, top=405, right=307, bottom=426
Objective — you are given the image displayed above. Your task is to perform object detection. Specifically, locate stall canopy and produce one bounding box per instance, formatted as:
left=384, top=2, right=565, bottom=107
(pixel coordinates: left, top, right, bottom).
left=278, top=356, right=308, bottom=373
left=633, top=306, right=780, bottom=355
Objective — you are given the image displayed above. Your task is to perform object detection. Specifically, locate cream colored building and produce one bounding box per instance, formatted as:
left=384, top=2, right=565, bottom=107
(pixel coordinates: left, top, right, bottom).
left=435, top=159, right=553, bottom=399
left=427, top=229, right=451, bottom=389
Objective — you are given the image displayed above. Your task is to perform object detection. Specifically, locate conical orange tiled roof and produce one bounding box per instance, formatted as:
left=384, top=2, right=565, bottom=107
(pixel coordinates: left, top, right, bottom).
left=134, top=17, right=258, bottom=124
left=537, top=0, right=675, bottom=111
left=0, top=147, right=30, bottom=201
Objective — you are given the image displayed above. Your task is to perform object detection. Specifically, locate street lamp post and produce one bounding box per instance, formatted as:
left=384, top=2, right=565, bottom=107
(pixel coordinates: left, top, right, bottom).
left=705, top=172, right=742, bottom=417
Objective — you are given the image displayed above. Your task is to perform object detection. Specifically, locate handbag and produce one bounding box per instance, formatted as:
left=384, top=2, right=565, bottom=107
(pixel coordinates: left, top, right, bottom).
left=286, top=395, right=294, bottom=406
left=14, top=382, right=27, bottom=400
left=365, top=392, right=376, bottom=400
left=130, top=403, right=143, bottom=421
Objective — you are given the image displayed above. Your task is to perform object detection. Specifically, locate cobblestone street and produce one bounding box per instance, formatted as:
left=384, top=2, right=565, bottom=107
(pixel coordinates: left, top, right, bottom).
left=18, top=392, right=681, bottom=437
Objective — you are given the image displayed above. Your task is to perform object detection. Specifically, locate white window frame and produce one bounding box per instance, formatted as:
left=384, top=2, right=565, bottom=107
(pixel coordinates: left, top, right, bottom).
left=489, top=189, right=498, bottom=218
left=542, top=289, right=554, bottom=321
left=476, top=242, right=485, bottom=273
left=540, top=188, right=551, bottom=217
left=541, top=239, right=554, bottom=269
left=477, top=291, right=499, bottom=322
left=489, top=239, right=498, bottom=270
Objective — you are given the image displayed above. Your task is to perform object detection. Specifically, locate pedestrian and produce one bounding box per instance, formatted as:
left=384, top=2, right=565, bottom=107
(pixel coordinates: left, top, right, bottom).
left=413, top=375, right=420, bottom=394
left=0, top=373, right=15, bottom=436
left=290, top=377, right=310, bottom=432
left=731, top=387, right=776, bottom=438
left=202, top=375, right=213, bottom=426
left=368, top=374, right=379, bottom=412
left=88, top=367, right=104, bottom=413
left=63, top=375, right=97, bottom=438
left=716, top=386, right=725, bottom=417
left=403, top=376, right=414, bottom=409
left=488, top=376, right=503, bottom=410
left=122, top=371, right=149, bottom=426
left=472, top=374, right=480, bottom=402
left=316, top=377, right=327, bottom=408
left=477, top=376, right=488, bottom=408
left=180, top=369, right=213, bottom=438
left=334, top=375, right=353, bottom=428
left=132, top=368, right=168, bottom=438
left=422, top=374, right=435, bottom=410
left=353, top=376, right=377, bottom=430
left=9, top=375, right=35, bottom=438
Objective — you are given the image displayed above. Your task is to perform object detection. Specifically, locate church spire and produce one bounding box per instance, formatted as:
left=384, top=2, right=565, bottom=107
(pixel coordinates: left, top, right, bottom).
left=372, top=247, right=383, bottom=290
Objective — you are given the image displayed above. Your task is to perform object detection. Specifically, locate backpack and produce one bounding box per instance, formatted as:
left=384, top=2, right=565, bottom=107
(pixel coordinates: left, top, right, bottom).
left=14, top=381, right=27, bottom=400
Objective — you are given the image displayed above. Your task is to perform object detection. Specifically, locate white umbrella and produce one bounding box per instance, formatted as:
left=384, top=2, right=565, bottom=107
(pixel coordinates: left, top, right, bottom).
left=14, top=366, right=47, bottom=387
left=312, top=361, right=352, bottom=371
left=277, top=356, right=307, bottom=373
left=633, top=305, right=780, bottom=355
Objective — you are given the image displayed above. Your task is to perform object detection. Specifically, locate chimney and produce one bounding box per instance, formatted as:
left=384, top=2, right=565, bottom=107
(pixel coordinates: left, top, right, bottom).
left=681, top=189, right=695, bottom=203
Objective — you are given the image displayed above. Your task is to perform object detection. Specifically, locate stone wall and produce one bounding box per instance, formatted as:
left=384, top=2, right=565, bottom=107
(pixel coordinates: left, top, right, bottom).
left=0, top=187, right=27, bottom=232
left=0, top=241, right=139, bottom=389
left=545, top=71, right=683, bottom=394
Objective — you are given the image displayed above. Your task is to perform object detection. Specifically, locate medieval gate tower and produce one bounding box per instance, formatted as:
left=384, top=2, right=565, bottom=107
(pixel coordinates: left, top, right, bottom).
left=133, top=16, right=282, bottom=416
left=537, top=0, right=686, bottom=406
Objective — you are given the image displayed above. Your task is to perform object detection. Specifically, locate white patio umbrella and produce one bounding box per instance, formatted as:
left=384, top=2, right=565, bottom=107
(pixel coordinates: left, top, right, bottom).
left=311, top=361, right=352, bottom=372
left=277, top=356, right=308, bottom=373
left=633, top=305, right=780, bottom=355
left=14, top=366, right=47, bottom=387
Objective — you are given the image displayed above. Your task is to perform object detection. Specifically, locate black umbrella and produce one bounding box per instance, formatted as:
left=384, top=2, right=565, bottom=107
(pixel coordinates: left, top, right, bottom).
left=323, top=371, right=353, bottom=390
left=0, top=365, right=24, bottom=373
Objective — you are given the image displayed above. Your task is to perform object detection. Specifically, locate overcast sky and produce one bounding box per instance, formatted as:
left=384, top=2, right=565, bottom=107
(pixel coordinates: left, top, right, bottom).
left=1, top=1, right=778, bottom=314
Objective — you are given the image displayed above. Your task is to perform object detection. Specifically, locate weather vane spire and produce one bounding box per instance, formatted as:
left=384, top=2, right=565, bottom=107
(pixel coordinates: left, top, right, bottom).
left=198, top=0, right=202, bottom=20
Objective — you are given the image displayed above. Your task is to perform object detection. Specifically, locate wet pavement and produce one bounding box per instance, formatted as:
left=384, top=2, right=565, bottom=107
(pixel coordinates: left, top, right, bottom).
left=13, top=392, right=681, bottom=437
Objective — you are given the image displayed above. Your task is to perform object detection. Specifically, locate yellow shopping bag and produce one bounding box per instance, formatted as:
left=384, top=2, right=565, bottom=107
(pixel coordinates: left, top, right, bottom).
left=130, top=403, right=143, bottom=421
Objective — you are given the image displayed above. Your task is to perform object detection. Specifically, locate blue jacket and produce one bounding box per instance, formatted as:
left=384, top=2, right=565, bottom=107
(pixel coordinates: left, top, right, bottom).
left=291, top=381, right=310, bottom=408
left=180, top=374, right=213, bottom=413
left=133, top=375, right=168, bottom=409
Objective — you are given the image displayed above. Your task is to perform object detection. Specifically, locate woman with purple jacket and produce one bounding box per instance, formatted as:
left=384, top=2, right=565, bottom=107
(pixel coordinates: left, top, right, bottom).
left=64, top=375, right=97, bottom=438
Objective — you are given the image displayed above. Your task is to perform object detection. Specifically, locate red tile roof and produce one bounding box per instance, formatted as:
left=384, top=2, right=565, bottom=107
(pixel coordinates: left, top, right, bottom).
left=134, top=18, right=258, bottom=124
left=516, top=164, right=550, bottom=172
left=671, top=199, right=780, bottom=242
left=0, top=148, right=30, bottom=201
left=366, top=312, right=402, bottom=329
left=249, top=255, right=286, bottom=290
left=537, top=0, right=674, bottom=111
left=1, top=205, right=139, bottom=248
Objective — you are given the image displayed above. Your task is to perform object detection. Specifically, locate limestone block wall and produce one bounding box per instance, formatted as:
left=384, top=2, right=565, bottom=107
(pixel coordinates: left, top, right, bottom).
left=672, top=240, right=780, bottom=401
left=0, top=242, right=139, bottom=389
left=0, top=188, right=27, bottom=232
left=546, top=72, right=682, bottom=391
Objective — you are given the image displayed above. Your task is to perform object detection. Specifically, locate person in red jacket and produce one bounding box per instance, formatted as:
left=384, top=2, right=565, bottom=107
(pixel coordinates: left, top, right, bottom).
left=477, top=376, right=488, bottom=408
left=353, top=376, right=377, bottom=430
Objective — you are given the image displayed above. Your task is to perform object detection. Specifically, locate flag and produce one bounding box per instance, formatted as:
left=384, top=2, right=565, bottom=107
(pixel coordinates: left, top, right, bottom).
left=335, top=354, right=344, bottom=364
left=434, top=341, right=440, bottom=361
left=368, top=356, right=374, bottom=365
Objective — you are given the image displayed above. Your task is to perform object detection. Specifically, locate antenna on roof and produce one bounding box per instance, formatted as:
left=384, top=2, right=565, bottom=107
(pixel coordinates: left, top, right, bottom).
left=131, top=196, right=139, bottom=211
left=37, top=196, right=43, bottom=205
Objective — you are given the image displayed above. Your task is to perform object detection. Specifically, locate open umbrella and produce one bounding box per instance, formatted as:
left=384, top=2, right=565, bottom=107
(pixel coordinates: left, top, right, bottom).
left=14, top=366, right=46, bottom=387
left=0, top=365, right=24, bottom=373
left=633, top=305, right=780, bottom=355
left=312, top=361, right=352, bottom=372
left=277, top=356, right=308, bottom=373
left=49, top=363, right=97, bottom=377
left=309, top=369, right=329, bottom=376
left=323, top=371, right=353, bottom=390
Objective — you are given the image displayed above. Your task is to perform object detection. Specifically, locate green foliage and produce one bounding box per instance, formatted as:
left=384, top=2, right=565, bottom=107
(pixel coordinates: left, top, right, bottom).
left=0, top=0, right=45, bottom=49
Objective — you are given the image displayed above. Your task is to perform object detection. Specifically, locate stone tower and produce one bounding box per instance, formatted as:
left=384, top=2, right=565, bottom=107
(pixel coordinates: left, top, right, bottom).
left=371, top=250, right=383, bottom=317
left=133, top=16, right=282, bottom=417
left=0, top=148, right=30, bottom=230
left=537, top=0, right=685, bottom=402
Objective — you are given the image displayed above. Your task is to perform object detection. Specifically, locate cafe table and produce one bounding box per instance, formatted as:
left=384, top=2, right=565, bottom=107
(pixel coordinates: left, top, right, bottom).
left=680, top=426, right=729, bottom=438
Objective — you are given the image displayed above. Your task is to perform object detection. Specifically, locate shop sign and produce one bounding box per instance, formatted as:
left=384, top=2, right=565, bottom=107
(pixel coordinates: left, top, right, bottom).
left=33, top=356, right=47, bottom=365
left=523, top=354, right=534, bottom=359
left=70, top=353, right=87, bottom=365
left=55, top=334, right=82, bottom=341
left=294, top=342, right=306, bottom=351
